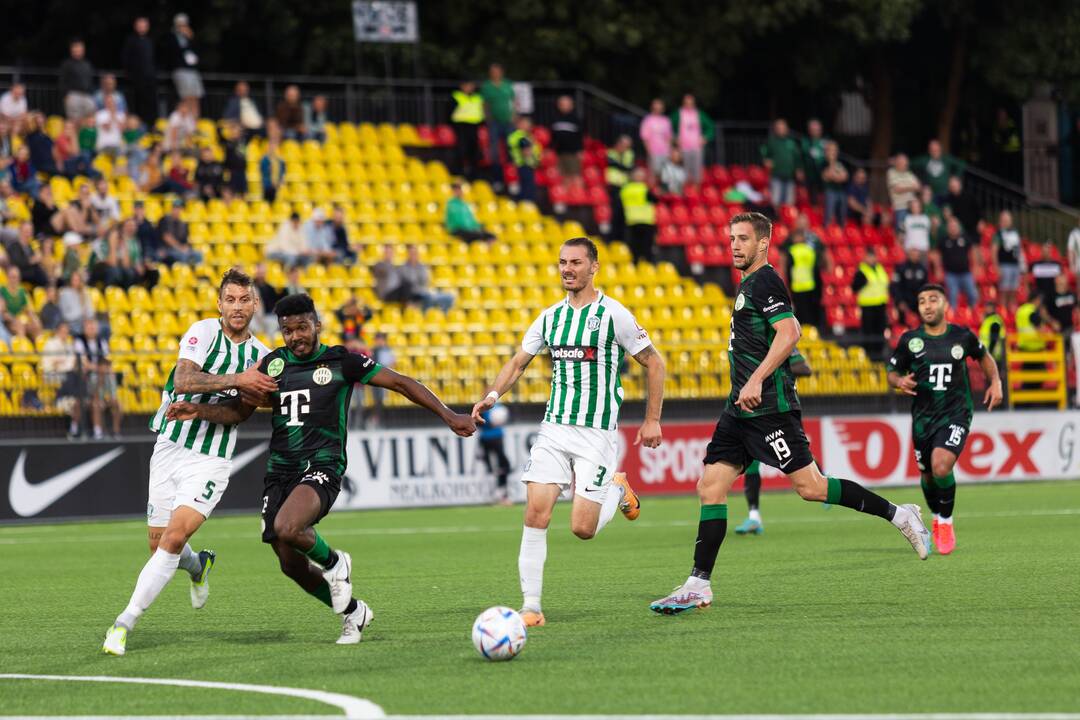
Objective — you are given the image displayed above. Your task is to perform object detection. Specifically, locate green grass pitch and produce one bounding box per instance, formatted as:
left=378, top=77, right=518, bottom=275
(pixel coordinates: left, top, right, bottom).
left=1, top=480, right=1078, bottom=715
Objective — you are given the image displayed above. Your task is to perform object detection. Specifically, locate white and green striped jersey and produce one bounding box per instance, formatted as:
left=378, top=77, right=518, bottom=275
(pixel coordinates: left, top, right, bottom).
left=149, top=318, right=270, bottom=460
left=522, top=291, right=651, bottom=430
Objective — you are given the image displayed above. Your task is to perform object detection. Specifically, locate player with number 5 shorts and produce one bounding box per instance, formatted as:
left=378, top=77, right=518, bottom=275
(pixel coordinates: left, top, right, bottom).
left=472, top=237, right=667, bottom=628
left=887, top=283, right=1002, bottom=555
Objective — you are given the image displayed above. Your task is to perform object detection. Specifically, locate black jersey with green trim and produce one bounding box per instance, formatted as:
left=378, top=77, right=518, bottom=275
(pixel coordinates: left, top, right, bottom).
left=258, top=344, right=382, bottom=476
left=888, top=324, right=985, bottom=437
left=725, top=264, right=800, bottom=417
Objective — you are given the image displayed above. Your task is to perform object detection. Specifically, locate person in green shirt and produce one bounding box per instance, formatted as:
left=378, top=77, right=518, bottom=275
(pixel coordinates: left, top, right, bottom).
left=801, top=118, right=827, bottom=205
left=480, top=63, right=515, bottom=185
left=1, top=266, right=42, bottom=339
left=445, top=182, right=495, bottom=242
left=760, top=118, right=802, bottom=206
left=912, top=139, right=964, bottom=203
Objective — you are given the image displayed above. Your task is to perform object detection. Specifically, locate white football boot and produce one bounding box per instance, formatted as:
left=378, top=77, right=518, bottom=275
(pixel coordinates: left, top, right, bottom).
left=894, top=503, right=931, bottom=560
left=336, top=600, right=374, bottom=645
left=322, top=550, right=353, bottom=613
left=102, top=624, right=128, bottom=656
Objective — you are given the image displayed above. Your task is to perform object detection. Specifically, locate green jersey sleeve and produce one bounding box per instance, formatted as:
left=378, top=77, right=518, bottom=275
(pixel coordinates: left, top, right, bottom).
left=888, top=333, right=914, bottom=373
left=961, top=327, right=986, bottom=360
left=343, top=351, right=382, bottom=384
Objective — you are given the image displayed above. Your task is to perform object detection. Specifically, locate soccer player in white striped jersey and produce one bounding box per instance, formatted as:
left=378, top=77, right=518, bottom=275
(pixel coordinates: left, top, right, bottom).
left=472, top=237, right=666, bottom=627
left=103, top=268, right=277, bottom=656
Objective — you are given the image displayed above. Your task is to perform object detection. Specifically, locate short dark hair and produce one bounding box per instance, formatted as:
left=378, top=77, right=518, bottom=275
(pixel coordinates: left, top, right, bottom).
left=218, top=267, right=253, bottom=297
left=729, top=212, right=772, bottom=240
left=274, top=293, right=318, bottom=319
left=563, top=236, right=598, bottom=262
left=917, top=283, right=947, bottom=299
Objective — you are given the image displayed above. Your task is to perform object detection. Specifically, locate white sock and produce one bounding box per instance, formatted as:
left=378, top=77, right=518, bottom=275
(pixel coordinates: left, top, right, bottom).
left=595, top=484, right=625, bottom=534
left=177, top=544, right=202, bottom=577
left=748, top=508, right=762, bottom=522
left=890, top=504, right=909, bottom=528
left=939, top=515, right=953, bottom=525
left=518, top=526, right=548, bottom=612
left=685, top=575, right=710, bottom=591
left=933, top=513, right=942, bottom=523
left=116, top=548, right=180, bottom=630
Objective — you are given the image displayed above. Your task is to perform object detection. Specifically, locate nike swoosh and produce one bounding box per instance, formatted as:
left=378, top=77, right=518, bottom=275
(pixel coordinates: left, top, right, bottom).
left=9, top=448, right=125, bottom=517
left=584, top=487, right=602, bottom=492
left=230, top=441, right=270, bottom=473
left=779, top=459, right=793, bottom=469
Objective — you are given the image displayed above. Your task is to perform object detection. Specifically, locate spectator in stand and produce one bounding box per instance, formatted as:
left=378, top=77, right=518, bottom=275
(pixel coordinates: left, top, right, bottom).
left=372, top=243, right=409, bottom=303
left=801, top=118, right=827, bottom=205
left=852, top=245, right=889, bottom=358
left=89, top=178, right=120, bottom=224
left=336, top=296, right=373, bottom=345
left=450, top=80, right=484, bottom=180
left=902, top=198, right=931, bottom=258
left=76, top=115, right=98, bottom=160
left=88, top=225, right=130, bottom=288
left=786, top=229, right=820, bottom=329
left=1048, top=273, right=1076, bottom=338
left=138, top=145, right=185, bottom=195
left=62, top=182, right=102, bottom=243
left=329, top=206, right=356, bottom=261
left=166, top=14, right=204, bottom=114
left=4, top=222, right=50, bottom=287
left=8, top=145, right=41, bottom=198
left=75, top=316, right=121, bottom=439
left=621, top=167, right=659, bottom=263
left=991, top=108, right=1022, bottom=183
left=250, top=263, right=283, bottom=337
left=920, top=184, right=943, bottom=231
left=266, top=212, right=313, bottom=267
left=1, top=267, right=41, bottom=340
left=944, top=175, right=981, bottom=239
left=165, top=150, right=194, bottom=195
left=761, top=118, right=801, bottom=207
left=122, top=17, right=157, bottom=124
left=223, top=81, right=264, bottom=138
left=283, top=264, right=305, bottom=296
left=276, top=85, right=306, bottom=140
left=60, top=39, right=96, bottom=120
left=217, top=121, right=248, bottom=198
left=886, top=153, right=920, bottom=230
left=640, top=99, right=672, bottom=177
left=59, top=268, right=93, bottom=331
left=43, top=321, right=82, bottom=432
left=913, top=139, right=964, bottom=204
left=551, top=95, right=584, bottom=184
left=0, top=83, right=28, bottom=125
left=445, top=181, right=495, bottom=242
left=121, top=114, right=147, bottom=179
left=164, top=99, right=197, bottom=153
left=401, top=244, right=454, bottom=311
left=672, top=94, right=713, bottom=185
left=480, top=63, right=515, bottom=188
left=1068, top=214, right=1080, bottom=279
left=22, top=113, right=58, bottom=177
left=659, top=148, right=687, bottom=196
left=0, top=118, right=10, bottom=174
left=93, top=74, right=127, bottom=114
left=53, top=119, right=86, bottom=178
left=507, top=115, right=541, bottom=203
left=1031, top=241, right=1062, bottom=305
left=821, top=140, right=848, bottom=227
left=991, top=210, right=1024, bottom=311
left=302, top=208, right=338, bottom=264
left=891, top=246, right=930, bottom=321
left=194, top=146, right=224, bottom=200
left=157, top=199, right=202, bottom=265
left=31, top=185, right=62, bottom=238
left=260, top=140, right=286, bottom=202
left=305, top=95, right=329, bottom=143
left=94, top=95, right=125, bottom=158
left=605, top=134, right=634, bottom=240
left=940, top=215, right=980, bottom=308
left=130, top=200, right=159, bottom=261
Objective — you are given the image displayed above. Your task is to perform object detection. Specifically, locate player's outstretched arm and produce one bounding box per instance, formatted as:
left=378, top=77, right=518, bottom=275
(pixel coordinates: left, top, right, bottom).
left=471, top=349, right=535, bottom=420
left=174, top=360, right=278, bottom=396
left=165, top=398, right=257, bottom=425
left=735, top=316, right=801, bottom=411
left=368, top=367, right=476, bottom=437
left=631, top=345, right=665, bottom=448
left=980, top=353, right=1003, bottom=410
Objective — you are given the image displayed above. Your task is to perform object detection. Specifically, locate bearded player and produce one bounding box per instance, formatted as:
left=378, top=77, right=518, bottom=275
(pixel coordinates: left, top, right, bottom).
left=887, top=284, right=1002, bottom=554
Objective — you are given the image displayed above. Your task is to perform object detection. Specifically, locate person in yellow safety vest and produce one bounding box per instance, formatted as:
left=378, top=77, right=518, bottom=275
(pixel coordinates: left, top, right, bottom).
left=1016, top=292, right=1048, bottom=352
left=852, top=245, right=890, bottom=358
left=507, top=115, right=541, bottom=203
left=979, top=302, right=1006, bottom=363
left=451, top=80, right=484, bottom=180
left=620, top=167, right=659, bottom=263
left=785, top=229, right=819, bottom=329
left=606, top=135, right=635, bottom=241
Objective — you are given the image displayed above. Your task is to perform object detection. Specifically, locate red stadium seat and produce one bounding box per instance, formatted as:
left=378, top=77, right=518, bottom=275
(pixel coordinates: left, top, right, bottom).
left=690, top=205, right=710, bottom=226
left=533, top=126, right=551, bottom=147
left=670, top=204, right=690, bottom=226
left=587, top=185, right=608, bottom=206
left=710, top=165, right=732, bottom=187
left=435, top=124, right=456, bottom=147
left=658, top=225, right=683, bottom=246
left=655, top=204, right=672, bottom=226
left=686, top=244, right=708, bottom=265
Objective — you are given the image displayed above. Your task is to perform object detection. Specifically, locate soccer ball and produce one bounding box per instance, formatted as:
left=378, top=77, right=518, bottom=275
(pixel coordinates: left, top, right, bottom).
left=486, top=403, right=510, bottom=427
left=471, top=606, right=527, bottom=661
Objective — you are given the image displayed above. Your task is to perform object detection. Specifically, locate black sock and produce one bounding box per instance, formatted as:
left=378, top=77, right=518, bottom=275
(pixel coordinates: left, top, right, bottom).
left=343, top=598, right=358, bottom=615
left=323, top=550, right=339, bottom=570
left=920, top=477, right=941, bottom=515
left=691, top=504, right=727, bottom=580
left=826, top=476, right=896, bottom=521
left=744, top=470, right=761, bottom=511
left=934, top=473, right=956, bottom=518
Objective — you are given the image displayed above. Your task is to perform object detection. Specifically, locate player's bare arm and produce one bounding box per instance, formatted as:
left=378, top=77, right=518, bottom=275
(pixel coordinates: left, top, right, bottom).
left=471, top=349, right=535, bottom=420
left=174, top=359, right=277, bottom=396
left=980, top=353, right=1003, bottom=410
left=166, top=398, right=257, bottom=425
left=887, top=370, right=918, bottom=396
left=736, top=316, right=801, bottom=411
left=368, top=367, right=476, bottom=437
left=632, top=344, right=665, bottom=448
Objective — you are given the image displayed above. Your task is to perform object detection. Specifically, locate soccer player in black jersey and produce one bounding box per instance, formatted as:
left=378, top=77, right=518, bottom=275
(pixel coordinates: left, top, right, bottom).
left=168, top=294, right=476, bottom=642
left=651, top=212, right=931, bottom=615
left=887, top=284, right=1002, bottom=555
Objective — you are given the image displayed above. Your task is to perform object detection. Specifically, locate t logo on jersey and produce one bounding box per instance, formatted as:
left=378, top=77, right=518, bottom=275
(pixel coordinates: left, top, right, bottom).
left=280, top=389, right=311, bottom=426
left=928, top=363, right=952, bottom=391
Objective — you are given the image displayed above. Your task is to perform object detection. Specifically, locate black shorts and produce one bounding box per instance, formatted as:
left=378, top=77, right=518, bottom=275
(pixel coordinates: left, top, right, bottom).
left=703, top=410, right=815, bottom=474
left=913, top=422, right=970, bottom=474
left=260, top=468, right=341, bottom=543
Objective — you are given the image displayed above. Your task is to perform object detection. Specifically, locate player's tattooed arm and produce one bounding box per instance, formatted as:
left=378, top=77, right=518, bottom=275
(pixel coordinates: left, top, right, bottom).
left=174, top=359, right=277, bottom=395
left=165, top=397, right=257, bottom=425
left=632, top=345, right=665, bottom=448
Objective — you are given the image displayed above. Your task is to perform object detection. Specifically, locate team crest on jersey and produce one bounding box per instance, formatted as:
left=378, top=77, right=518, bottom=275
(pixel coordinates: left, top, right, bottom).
left=951, top=344, right=964, bottom=360
left=267, top=358, right=285, bottom=377
left=734, top=293, right=746, bottom=311
left=586, top=315, right=601, bottom=331
left=908, top=338, right=924, bottom=353
left=312, top=366, right=333, bottom=385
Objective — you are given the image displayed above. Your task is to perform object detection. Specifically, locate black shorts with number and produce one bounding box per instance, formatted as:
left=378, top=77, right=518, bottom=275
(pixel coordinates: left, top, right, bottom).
left=260, top=467, right=341, bottom=543
left=703, top=410, right=816, bottom=474
left=913, top=421, right=970, bottom=473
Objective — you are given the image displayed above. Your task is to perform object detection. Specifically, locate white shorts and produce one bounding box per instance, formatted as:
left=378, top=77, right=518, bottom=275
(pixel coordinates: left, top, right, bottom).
left=520, top=422, right=619, bottom=505
left=147, top=435, right=233, bottom=526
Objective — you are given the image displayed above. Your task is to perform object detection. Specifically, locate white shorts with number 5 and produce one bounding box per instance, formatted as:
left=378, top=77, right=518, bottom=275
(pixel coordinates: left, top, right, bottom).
left=520, top=421, right=618, bottom=505
left=147, top=434, right=233, bottom=526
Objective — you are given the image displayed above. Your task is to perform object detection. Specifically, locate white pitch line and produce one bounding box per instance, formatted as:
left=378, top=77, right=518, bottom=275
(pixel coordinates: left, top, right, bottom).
left=0, top=673, right=384, bottom=719
left=385, top=716, right=1080, bottom=720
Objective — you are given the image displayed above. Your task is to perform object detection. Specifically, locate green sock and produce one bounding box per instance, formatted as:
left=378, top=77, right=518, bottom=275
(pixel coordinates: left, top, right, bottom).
left=308, top=580, right=334, bottom=609
left=304, top=531, right=333, bottom=566
left=932, top=472, right=956, bottom=489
